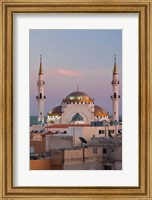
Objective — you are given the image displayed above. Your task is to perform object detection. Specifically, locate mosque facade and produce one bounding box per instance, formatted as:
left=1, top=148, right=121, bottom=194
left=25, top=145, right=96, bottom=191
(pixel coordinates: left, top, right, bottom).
left=36, top=55, right=120, bottom=125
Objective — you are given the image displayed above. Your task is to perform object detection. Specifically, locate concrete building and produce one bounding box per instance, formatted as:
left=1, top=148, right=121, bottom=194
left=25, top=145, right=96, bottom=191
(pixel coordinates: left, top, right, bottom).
left=30, top=128, right=122, bottom=170
left=50, top=140, right=122, bottom=170
left=44, top=124, right=122, bottom=150
left=30, top=134, right=46, bottom=155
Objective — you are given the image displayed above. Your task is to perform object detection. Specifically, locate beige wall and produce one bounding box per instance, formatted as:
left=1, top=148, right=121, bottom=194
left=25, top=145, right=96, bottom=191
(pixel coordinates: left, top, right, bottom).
left=30, top=137, right=46, bottom=153
left=50, top=147, right=105, bottom=170
left=50, top=150, right=63, bottom=170
left=63, top=147, right=104, bottom=170
left=46, top=135, right=73, bottom=151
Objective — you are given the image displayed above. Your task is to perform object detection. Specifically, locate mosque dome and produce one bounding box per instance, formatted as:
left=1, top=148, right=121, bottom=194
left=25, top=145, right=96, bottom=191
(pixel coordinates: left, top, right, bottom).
left=62, top=91, right=94, bottom=103
left=48, top=105, right=62, bottom=117
left=94, top=105, right=108, bottom=117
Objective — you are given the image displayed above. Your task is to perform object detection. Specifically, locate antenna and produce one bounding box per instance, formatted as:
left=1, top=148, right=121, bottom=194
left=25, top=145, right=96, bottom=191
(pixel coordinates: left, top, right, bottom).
left=40, top=54, right=42, bottom=64
left=77, top=84, right=79, bottom=92
left=114, top=54, right=116, bottom=64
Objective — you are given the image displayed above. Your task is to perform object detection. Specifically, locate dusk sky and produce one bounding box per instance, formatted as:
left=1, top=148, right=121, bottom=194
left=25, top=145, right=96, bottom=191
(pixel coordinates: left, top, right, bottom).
left=29, top=29, right=122, bottom=116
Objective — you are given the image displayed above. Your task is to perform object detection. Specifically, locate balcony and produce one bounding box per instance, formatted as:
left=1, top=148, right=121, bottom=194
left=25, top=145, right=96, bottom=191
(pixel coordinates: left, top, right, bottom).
left=36, top=96, right=46, bottom=100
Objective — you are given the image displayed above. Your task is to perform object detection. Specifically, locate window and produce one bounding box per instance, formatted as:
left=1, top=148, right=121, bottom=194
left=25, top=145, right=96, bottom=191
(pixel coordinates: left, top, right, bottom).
left=93, top=147, right=97, bottom=154
left=109, top=130, right=114, bottom=134
left=99, top=130, right=104, bottom=134
left=72, top=113, right=83, bottom=121
left=114, top=93, right=116, bottom=98
left=62, top=131, right=67, bottom=134
left=102, top=148, right=107, bottom=153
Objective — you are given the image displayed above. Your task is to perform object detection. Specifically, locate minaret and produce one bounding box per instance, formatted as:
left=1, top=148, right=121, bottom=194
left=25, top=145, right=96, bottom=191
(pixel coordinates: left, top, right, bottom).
left=36, top=55, right=46, bottom=124
left=111, top=55, right=120, bottom=122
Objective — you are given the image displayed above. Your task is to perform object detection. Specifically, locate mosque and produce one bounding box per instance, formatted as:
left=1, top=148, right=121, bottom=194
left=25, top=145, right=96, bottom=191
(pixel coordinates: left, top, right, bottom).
left=36, top=55, right=120, bottom=125
left=31, top=57, right=121, bottom=170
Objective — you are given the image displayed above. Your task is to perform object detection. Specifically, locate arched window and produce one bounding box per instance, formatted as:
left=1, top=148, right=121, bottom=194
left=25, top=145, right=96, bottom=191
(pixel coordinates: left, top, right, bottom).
left=72, top=113, right=83, bottom=121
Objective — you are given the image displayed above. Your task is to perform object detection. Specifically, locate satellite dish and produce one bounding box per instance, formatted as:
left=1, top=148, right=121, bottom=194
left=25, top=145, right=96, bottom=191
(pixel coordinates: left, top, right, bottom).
left=79, top=137, right=87, bottom=144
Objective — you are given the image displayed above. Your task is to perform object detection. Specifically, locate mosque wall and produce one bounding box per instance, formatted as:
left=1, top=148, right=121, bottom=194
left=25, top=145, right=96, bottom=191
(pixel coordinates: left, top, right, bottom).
left=61, top=104, right=94, bottom=124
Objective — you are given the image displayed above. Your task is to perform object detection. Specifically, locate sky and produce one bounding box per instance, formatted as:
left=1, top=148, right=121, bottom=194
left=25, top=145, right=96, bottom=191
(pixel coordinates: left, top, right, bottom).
left=29, top=29, right=122, bottom=116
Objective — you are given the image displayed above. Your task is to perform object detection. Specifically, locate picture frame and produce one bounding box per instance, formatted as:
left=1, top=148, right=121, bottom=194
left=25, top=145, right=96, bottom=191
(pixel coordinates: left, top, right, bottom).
left=0, top=0, right=151, bottom=199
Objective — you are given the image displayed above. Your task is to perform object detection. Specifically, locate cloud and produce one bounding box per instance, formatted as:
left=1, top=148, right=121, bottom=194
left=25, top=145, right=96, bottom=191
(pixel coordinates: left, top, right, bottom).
left=87, top=69, right=111, bottom=76
left=57, top=68, right=80, bottom=76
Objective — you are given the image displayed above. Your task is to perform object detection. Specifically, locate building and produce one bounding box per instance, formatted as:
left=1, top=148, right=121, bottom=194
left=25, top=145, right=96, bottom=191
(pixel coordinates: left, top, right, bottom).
left=50, top=138, right=122, bottom=170
left=30, top=55, right=122, bottom=170
left=30, top=133, right=122, bottom=170
left=43, top=123, right=122, bottom=150
left=35, top=55, right=120, bottom=125
left=47, top=91, right=109, bottom=124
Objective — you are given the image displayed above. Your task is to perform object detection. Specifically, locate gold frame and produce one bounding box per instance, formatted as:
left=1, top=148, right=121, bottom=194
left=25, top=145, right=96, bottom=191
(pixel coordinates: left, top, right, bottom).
left=0, top=0, right=151, bottom=199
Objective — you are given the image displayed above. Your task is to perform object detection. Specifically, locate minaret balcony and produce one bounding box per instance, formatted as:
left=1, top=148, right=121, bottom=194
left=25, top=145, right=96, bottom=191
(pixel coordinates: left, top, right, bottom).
left=111, top=80, right=119, bottom=85
left=36, top=96, right=46, bottom=100
left=111, top=95, right=120, bottom=99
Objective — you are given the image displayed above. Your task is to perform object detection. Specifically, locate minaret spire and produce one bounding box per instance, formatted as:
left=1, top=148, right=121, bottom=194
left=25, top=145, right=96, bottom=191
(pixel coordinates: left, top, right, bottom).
left=39, top=54, right=43, bottom=75
left=113, top=54, right=118, bottom=74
